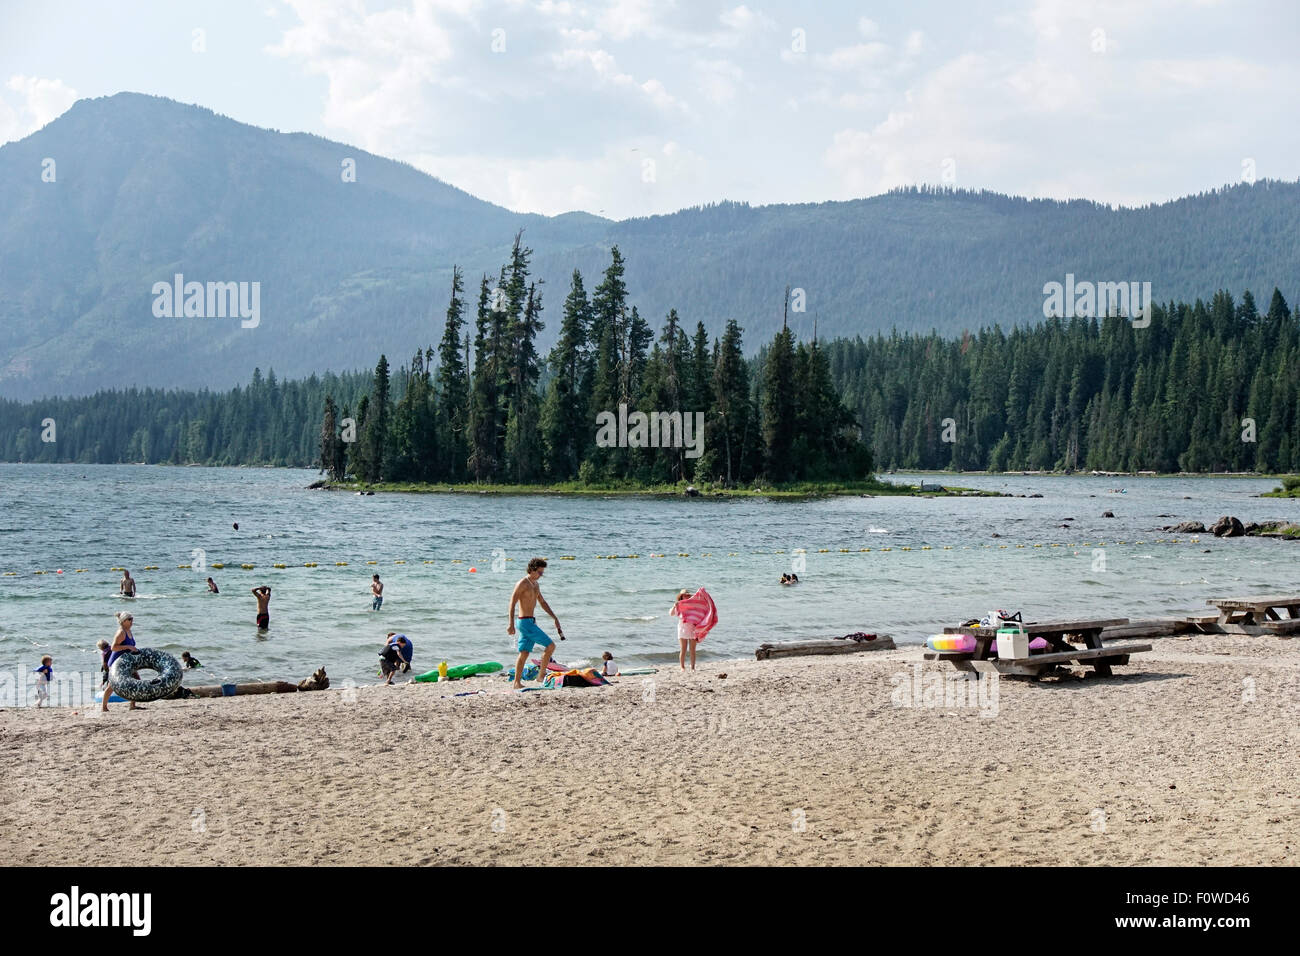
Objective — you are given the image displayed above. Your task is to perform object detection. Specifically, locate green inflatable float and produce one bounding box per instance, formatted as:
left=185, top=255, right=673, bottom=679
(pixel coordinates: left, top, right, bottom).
left=413, top=661, right=504, bottom=683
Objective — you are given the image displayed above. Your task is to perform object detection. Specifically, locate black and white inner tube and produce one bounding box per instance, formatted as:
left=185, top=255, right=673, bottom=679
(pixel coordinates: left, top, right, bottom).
left=108, top=648, right=183, bottom=702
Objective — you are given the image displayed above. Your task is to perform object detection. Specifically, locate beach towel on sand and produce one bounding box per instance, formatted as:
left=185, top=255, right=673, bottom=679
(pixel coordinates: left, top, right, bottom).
left=543, top=667, right=610, bottom=688
left=677, top=587, right=718, bottom=643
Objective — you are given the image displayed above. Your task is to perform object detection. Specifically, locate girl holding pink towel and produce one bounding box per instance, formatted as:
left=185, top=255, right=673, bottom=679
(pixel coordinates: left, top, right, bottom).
left=670, top=587, right=718, bottom=671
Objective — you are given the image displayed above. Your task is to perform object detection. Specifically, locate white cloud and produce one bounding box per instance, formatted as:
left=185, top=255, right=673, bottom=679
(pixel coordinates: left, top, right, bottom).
left=823, top=53, right=1024, bottom=197
left=266, top=0, right=474, bottom=150
left=720, top=5, right=776, bottom=32
left=597, top=0, right=661, bottom=41
left=822, top=42, right=891, bottom=70
left=560, top=26, right=600, bottom=44
left=412, top=137, right=709, bottom=216
left=694, top=58, right=743, bottom=104
left=551, top=47, right=686, bottom=113
left=1134, top=56, right=1272, bottom=93
left=257, top=0, right=1300, bottom=216
left=534, top=0, right=576, bottom=16
left=0, top=75, right=78, bottom=144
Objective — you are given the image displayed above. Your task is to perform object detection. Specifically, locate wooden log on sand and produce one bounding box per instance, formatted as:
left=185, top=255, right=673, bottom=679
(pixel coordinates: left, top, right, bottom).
left=1098, top=619, right=1183, bottom=641
left=756, top=636, right=895, bottom=660
left=185, top=668, right=330, bottom=698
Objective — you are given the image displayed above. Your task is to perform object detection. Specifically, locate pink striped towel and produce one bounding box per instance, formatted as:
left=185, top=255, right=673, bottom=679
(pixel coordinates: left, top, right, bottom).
left=676, top=587, right=718, bottom=642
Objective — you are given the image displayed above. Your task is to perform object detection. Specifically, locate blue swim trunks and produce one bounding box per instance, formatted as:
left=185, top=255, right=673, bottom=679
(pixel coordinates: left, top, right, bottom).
left=515, top=617, right=554, bottom=653
left=372, top=595, right=383, bottom=611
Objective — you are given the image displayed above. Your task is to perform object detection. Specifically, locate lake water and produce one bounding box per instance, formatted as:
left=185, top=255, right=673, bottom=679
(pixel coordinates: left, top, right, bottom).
left=1, top=464, right=1297, bottom=703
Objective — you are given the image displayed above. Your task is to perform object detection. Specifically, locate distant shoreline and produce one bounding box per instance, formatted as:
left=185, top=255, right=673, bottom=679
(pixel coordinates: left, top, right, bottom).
left=0, top=460, right=1289, bottom=486
left=314, top=479, right=1009, bottom=499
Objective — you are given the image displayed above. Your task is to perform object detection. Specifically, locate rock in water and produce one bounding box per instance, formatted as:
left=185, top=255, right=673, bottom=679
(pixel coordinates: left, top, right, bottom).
left=1163, top=521, right=1207, bottom=533
left=1102, top=510, right=1115, bottom=518
left=1209, top=516, right=1245, bottom=537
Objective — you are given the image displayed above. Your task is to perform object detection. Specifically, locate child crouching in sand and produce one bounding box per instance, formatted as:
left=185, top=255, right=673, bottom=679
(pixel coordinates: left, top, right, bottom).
left=670, top=589, right=698, bottom=671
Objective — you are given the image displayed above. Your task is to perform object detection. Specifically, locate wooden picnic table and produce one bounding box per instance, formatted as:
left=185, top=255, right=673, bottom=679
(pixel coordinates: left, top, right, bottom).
left=925, top=617, right=1150, bottom=677
left=1204, top=596, right=1300, bottom=635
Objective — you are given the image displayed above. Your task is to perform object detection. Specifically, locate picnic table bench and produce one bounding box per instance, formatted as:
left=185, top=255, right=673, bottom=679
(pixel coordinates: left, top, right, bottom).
left=1203, top=596, right=1300, bottom=635
left=923, top=617, right=1152, bottom=678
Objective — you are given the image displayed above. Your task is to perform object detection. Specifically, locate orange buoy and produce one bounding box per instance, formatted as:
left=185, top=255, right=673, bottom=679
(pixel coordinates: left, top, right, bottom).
left=469, top=567, right=477, bottom=573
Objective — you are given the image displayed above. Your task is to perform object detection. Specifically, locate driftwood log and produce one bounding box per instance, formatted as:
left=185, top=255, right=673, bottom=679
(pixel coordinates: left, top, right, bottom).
left=1098, top=619, right=1183, bottom=641
left=185, top=668, right=330, bottom=698
left=755, top=636, right=895, bottom=660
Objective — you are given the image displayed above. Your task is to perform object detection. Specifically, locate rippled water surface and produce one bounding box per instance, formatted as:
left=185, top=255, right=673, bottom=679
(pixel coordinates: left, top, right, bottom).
left=2, top=464, right=1296, bottom=698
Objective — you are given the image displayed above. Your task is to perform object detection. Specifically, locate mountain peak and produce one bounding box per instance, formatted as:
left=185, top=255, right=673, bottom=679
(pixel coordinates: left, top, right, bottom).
left=1, top=94, right=1297, bottom=399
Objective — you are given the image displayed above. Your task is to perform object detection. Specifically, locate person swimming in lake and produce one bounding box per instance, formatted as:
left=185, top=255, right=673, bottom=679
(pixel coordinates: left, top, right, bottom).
left=670, top=589, right=698, bottom=671
left=370, top=574, right=384, bottom=611
left=119, top=569, right=136, bottom=598
left=508, top=558, right=564, bottom=689
left=206, top=577, right=219, bottom=594
left=103, top=610, right=141, bottom=712
left=181, top=652, right=202, bottom=669
left=251, top=586, right=271, bottom=630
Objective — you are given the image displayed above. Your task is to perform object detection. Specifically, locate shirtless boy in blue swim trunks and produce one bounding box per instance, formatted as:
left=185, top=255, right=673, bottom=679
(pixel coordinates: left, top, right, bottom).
left=508, top=557, right=564, bottom=689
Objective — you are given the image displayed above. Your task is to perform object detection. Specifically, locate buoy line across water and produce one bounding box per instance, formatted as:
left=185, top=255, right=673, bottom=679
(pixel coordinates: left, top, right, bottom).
left=0, top=539, right=1211, bottom=576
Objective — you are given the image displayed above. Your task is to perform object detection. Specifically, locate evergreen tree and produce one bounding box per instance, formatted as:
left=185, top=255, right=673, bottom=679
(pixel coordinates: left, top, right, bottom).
left=467, top=276, right=499, bottom=479
left=541, top=269, right=591, bottom=479
left=319, top=394, right=340, bottom=479
left=761, top=294, right=797, bottom=481
left=359, top=356, right=391, bottom=482
left=434, top=266, right=469, bottom=479
left=705, top=319, right=754, bottom=485
left=504, top=281, right=544, bottom=481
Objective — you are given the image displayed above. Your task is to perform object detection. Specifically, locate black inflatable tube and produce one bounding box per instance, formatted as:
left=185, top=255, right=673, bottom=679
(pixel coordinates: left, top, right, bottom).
left=108, top=648, right=183, bottom=702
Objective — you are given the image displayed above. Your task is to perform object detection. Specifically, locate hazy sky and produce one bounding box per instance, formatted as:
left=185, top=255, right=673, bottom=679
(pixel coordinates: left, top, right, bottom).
left=2, top=0, right=1296, bottom=218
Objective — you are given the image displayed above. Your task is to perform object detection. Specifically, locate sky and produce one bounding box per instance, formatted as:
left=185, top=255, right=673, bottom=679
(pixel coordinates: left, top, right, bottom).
left=1, top=0, right=1297, bottom=219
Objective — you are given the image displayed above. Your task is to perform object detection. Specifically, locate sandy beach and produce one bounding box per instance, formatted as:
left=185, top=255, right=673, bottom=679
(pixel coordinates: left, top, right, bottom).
left=3, top=634, right=1298, bottom=866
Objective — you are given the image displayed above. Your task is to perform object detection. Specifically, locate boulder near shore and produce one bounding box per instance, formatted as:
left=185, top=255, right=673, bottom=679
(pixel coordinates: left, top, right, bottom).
left=1209, top=516, right=1246, bottom=537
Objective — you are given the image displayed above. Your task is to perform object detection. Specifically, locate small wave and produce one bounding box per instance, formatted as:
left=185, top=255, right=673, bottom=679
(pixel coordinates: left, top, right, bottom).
left=867, top=527, right=889, bottom=534
left=618, top=615, right=658, bottom=622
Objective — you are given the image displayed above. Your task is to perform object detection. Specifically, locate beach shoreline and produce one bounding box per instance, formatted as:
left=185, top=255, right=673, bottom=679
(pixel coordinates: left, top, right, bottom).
left=4, top=635, right=1297, bottom=866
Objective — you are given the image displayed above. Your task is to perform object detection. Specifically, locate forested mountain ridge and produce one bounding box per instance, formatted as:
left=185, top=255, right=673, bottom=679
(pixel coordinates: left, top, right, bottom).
left=3, top=268, right=1297, bottom=477
left=2, top=92, right=1298, bottom=400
